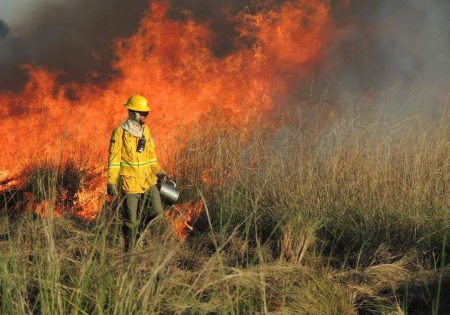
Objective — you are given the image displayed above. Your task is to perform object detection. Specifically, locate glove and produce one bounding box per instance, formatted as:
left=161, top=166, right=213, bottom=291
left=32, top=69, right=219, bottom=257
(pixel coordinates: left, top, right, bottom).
left=157, top=171, right=169, bottom=183
left=107, top=184, right=118, bottom=196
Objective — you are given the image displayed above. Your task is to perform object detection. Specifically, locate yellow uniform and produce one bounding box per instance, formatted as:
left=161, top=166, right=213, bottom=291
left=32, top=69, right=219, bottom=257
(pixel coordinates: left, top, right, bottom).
left=108, top=125, right=161, bottom=193
left=107, top=95, right=165, bottom=252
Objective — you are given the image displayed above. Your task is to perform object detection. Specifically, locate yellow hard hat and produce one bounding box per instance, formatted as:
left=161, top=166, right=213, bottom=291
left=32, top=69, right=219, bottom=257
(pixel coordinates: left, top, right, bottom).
left=124, top=95, right=150, bottom=112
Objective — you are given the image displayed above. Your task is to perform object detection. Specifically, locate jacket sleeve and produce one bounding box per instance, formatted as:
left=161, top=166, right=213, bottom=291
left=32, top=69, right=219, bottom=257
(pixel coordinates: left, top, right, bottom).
left=108, top=127, right=123, bottom=185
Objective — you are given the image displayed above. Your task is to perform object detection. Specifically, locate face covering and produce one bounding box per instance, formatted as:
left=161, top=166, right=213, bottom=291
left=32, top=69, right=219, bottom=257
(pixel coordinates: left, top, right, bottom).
left=121, top=111, right=144, bottom=137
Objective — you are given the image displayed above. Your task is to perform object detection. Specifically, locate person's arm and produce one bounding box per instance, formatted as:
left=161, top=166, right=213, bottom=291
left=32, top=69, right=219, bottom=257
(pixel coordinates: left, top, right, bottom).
left=107, top=127, right=123, bottom=195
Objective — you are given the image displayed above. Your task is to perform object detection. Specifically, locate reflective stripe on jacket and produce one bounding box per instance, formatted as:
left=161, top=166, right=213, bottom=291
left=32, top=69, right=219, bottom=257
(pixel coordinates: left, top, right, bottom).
left=108, top=125, right=161, bottom=193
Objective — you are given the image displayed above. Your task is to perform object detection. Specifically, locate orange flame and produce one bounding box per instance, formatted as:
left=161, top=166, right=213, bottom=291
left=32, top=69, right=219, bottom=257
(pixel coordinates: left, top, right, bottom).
left=165, top=201, right=204, bottom=239
left=0, top=1, right=331, bottom=222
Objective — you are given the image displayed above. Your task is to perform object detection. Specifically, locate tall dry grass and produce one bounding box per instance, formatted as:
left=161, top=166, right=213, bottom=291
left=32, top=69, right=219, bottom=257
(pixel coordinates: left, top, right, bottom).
left=1, top=101, right=449, bottom=314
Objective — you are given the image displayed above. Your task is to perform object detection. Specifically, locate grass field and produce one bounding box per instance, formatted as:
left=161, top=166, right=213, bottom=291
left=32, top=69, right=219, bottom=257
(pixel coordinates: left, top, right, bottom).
left=1, top=102, right=449, bottom=314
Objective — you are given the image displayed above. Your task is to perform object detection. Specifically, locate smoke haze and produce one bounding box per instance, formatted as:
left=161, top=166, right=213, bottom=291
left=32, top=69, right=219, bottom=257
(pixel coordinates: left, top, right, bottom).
left=0, top=20, right=8, bottom=39
left=0, top=0, right=148, bottom=90
left=323, top=0, right=450, bottom=108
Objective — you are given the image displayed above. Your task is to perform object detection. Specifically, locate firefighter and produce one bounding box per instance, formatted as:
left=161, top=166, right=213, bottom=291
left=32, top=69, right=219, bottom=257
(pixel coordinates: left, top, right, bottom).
left=106, top=95, right=167, bottom=251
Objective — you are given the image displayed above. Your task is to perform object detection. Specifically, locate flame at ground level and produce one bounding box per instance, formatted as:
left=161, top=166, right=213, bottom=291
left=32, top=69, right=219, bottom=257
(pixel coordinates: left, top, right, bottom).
left=165, top=201, right=204, bottom=239
left=6, top=179, right=203, bottom=239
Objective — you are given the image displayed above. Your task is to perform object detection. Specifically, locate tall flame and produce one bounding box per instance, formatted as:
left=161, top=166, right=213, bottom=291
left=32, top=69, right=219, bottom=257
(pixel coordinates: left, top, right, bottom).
left=0, top=1, right=331, bottom=227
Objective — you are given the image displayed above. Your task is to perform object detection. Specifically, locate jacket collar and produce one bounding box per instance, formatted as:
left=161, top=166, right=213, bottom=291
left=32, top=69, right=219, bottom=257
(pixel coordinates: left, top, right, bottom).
left=121, top=119, right=144, bottom=137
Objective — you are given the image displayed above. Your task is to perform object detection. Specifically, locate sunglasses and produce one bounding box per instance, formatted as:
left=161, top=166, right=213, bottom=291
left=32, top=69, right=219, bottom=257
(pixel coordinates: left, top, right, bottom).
left=137, top=111, right=149, bottom=117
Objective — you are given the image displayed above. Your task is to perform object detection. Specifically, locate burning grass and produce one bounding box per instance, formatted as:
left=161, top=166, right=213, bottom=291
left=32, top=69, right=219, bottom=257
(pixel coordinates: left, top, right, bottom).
left=1, top=102, right=450, bottom=314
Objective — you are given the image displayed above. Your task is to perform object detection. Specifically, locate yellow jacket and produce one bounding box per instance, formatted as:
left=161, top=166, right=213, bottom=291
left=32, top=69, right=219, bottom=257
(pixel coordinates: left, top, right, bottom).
left=108, top=125, right=161, bottom=193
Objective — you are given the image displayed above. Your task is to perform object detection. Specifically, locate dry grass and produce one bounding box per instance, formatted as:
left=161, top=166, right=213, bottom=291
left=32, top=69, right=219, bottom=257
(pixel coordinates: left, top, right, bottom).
left=1, top=101, right=449, bottom=314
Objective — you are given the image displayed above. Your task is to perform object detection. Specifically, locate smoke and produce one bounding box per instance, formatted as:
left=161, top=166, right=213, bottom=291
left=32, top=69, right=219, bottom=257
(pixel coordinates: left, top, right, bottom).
left=0, top=0, right=149, bottom=91
left=1, top=0, right=449, bottom=109
left=172, top=0, right=450, bottom=108
left=320, top=0, right=450, bottom=112
left=166, top=0, right=450, bottom=111
left=0, top=20, right=9, bottom=38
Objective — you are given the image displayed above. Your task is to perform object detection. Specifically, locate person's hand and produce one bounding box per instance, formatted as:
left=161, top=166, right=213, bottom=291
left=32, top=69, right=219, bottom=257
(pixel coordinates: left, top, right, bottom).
left=107, top=184, right=118, bottom=196
left=157, top=171, right=169, bottom=183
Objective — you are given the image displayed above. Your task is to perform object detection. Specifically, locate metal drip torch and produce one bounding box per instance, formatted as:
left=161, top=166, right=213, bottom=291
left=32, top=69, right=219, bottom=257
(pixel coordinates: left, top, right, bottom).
left=158, top=178, right=193, bottom=231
